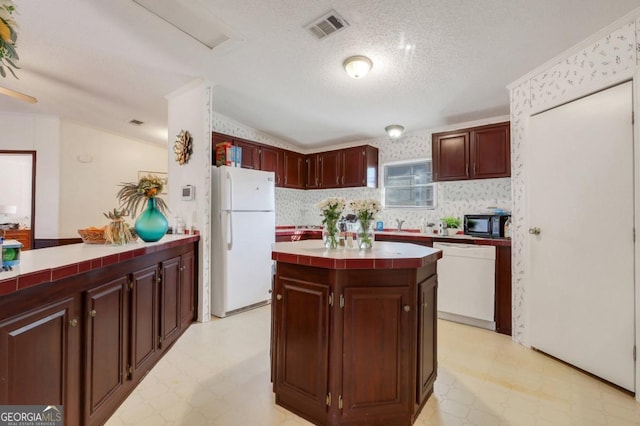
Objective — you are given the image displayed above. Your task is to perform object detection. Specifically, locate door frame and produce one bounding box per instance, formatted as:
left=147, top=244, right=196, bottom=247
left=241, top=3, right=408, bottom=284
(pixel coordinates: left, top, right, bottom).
left=524, top=69, right=639, bottom=399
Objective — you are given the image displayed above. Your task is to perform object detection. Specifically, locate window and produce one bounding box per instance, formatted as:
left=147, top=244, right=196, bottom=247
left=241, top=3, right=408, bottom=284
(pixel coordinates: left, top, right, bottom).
left=383, top=159, right=436, bottom=208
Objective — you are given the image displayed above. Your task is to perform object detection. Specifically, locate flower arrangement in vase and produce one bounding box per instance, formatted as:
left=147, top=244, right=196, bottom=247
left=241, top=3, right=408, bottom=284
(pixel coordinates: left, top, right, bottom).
left=117, top=175, right=169, bottom=242
left=349, top=199, right=381, bottom=249
left=316, top=197, right=346, bottom=249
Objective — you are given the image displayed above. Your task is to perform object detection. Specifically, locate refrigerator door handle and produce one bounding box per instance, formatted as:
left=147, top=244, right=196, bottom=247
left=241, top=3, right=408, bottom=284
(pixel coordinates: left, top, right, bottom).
left=226, top=170, right=233, bottom=211
left=226, top=210, right=233, bottom=250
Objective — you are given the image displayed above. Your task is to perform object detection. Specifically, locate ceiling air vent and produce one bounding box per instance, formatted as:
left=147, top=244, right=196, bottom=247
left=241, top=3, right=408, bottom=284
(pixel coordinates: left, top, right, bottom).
left=305, top=10, right=349, bottom=40
left=129, top=119, right=144, bottom=126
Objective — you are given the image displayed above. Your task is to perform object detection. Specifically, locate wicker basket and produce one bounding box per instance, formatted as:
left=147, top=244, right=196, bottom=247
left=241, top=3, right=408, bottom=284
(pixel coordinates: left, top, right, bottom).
left=78, top=228, right=107, bottom=244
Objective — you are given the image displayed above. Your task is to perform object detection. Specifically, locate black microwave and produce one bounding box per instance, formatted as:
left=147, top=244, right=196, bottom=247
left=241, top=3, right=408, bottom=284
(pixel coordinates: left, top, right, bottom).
left=463, top=214, right=510, bottom=238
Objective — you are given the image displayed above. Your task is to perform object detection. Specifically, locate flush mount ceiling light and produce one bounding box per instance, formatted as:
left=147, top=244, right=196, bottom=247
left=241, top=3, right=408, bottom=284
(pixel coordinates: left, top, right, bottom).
left=385, top=124, right=405, bottom=139
left=343, top=55, right=372, bottom=79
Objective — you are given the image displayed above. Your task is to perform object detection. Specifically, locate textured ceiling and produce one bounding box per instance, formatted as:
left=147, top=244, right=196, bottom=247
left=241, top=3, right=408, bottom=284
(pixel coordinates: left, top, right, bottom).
left=0, top=0, right=638, bottom=148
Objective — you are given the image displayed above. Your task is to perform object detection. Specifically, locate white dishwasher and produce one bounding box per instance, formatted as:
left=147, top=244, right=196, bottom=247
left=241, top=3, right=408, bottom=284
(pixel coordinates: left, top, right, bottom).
left=433, top=242, right=496, bottom=330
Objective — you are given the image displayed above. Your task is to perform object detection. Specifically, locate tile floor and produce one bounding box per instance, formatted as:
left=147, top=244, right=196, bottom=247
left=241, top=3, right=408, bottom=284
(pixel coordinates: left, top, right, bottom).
left=105, top=306, right=640, bottom=425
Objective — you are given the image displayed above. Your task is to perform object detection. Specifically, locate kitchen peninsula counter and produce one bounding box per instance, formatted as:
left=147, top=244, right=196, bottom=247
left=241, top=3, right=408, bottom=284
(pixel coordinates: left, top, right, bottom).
left=0, top=234, right=199, bottom=426
left=0, top=234, right=199, bottom=296
left=271, top=240, right=441, bottom=425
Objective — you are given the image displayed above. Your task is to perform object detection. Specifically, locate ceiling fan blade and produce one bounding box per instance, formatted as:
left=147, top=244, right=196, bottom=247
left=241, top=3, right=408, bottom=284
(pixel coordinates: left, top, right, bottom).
left=0, top=86, right=37, bottom=103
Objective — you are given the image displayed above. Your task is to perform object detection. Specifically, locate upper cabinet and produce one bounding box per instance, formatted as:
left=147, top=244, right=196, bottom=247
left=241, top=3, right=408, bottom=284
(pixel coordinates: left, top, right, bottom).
left=213, top=132, right=378, bottom=190
left=259, top=145, right=284, bottom=186
left=283, top=151, right=306, bottom=189
left=308, top=145, right=378, bottom=189
left=432, top=122, right=510, bottom=182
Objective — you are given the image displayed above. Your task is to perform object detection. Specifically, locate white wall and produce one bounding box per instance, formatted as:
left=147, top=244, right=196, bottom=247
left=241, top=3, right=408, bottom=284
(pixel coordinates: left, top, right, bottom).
left=59, top=120, right=168, bottom=237
left=0, top=113, right=169, bottom=239
left=167, top=80, right=212, bottom=322
left=0, top=113, right=60, bottom=238
left=509, top=7, right=640, bottom=401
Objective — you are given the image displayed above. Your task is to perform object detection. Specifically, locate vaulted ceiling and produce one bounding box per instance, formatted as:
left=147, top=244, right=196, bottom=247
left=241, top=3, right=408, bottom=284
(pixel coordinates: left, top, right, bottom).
left=0, top=0, right=638, bottom=147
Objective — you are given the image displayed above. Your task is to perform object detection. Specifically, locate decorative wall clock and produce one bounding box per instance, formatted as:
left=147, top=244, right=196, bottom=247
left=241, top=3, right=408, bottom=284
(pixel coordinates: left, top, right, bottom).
left=174, top=130, right=193, bottom=165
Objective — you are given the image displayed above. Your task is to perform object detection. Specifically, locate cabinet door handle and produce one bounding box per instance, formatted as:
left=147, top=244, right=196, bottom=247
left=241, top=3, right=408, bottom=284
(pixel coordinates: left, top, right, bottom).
left=276, top=294, right=283, bottom=300
left=466, top=164, right=469, bottom=176
left=341, top=176, right=344, bottom=185
left=403, top=305, right=411, bottom=312
left=69, top=318, right=78, bottom=327
left=89, top=309, right=97, bottom=317
left=423, top=302, right=428, bottom=309
left=473, top=163, right=476, bottom=176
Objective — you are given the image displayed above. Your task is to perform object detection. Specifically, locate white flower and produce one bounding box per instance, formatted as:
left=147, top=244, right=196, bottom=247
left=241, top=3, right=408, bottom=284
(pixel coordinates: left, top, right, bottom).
left=349, top=199, right=381, bottom=221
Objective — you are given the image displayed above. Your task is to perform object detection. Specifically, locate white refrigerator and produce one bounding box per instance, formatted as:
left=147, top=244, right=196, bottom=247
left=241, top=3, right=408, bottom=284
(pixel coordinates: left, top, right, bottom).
left=210, top=166, right=275, bottom=318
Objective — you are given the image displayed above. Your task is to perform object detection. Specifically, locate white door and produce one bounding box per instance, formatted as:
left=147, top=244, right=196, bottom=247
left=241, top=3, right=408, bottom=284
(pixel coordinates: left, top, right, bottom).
left=528, top=81, right=635, bottom=391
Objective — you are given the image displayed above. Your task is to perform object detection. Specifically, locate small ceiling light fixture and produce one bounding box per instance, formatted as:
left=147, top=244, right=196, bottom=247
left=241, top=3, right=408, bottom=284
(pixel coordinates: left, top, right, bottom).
left=385, top=124, right=405, bottom=139
left=343, top=55, right=373, bottom=79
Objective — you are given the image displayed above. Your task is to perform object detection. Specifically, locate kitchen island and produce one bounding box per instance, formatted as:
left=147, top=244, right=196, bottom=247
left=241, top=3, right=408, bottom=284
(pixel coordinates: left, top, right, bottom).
left=271, top=240, right=442, bottom=426
left=0, top=234, right=198, bottom=426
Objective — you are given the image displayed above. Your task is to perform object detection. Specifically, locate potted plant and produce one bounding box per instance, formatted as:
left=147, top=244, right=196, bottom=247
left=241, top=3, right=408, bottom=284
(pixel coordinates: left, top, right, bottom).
left=441, top=216, right=462, bottom=236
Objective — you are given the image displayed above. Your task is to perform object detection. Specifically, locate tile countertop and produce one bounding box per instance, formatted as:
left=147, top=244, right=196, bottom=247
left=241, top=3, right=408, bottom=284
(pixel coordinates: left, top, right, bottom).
left=272, top=239, right=442, bottom=270
left=0, top=234, right=200, bottom=297
left=375, top=230, right=512, bottom=247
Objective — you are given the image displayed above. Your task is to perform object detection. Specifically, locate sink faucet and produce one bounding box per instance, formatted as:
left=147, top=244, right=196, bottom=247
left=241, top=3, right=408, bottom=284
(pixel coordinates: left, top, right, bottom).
left=395, top=219, right=405, bottom=231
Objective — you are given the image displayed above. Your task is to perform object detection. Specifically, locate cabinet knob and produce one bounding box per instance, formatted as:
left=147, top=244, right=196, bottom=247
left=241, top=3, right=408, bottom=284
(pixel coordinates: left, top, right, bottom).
left=69, top=318, right=78, bottom=327
left=276, top=294, right=283, bottom=300
left=403, top=305, right=411, bottom=312
left=423, top=302, right=428, bottom=309
left=89, top=309, right=97, bottom=317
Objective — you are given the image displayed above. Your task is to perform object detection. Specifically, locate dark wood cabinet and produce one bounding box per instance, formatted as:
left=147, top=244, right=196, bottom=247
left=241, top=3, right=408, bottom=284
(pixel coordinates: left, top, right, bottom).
left=432, top=122, right=510, bottom=182
left=0, top=240, right=197, bottom=426
left=417, top=275, right=437, bottom=404
left=160, top=257, right=181, bottom=349
left=129, top=265, right=159, bottom=383
left=341, top=146, right=378, bottom=188
left=432, top=132, right=469, bottom=181
left=274, top=271, right=330, bottom=421
left=319, top=150, right=342, bottom=189
left=84, top=277, right=128, bottom=426
left=283, top=150, right=306, bottom=189
left=0, top=297, right=80, bottom=423
left=273, top=262, right=436, bottom=425
left=306, top=154, right=320, bottom=189
left=261, top=145, right=284, bottom=186
left=341, top=285, right=411, bottom=422
left=316, top=145, right=378, bottom=189
left=2, top=229, right=32, bottom=250
left=212, top=132, right=379, bottom=190
left=234, top=139, right=261, bottom=170
left=180, top=250, right=196, bottom=328
left=470, top=124, right=511, bottom=179
left=495, top=246, right=512, bottom=335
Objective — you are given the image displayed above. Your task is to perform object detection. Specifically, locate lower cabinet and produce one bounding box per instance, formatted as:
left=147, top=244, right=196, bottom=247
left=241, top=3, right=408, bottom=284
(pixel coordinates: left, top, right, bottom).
left=0, top=242, right=197, bottom=426
left=273, top=263, right=437, bottom=425
left=130, top=265, right=160, bottom=383
left=179, top=250, right=196, bottom=329
left=417, top=275, right=437, bottom=404
left=0, top=297, right=80, bottom=423
left=84, top=277, right=128, bottom=426
left=341, top=285, right=411, bottom=423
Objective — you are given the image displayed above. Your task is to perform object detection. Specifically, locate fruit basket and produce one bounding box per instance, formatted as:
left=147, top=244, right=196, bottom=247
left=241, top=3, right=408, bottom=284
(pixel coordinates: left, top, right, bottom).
left=78, top=227, right=107, bottom=244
